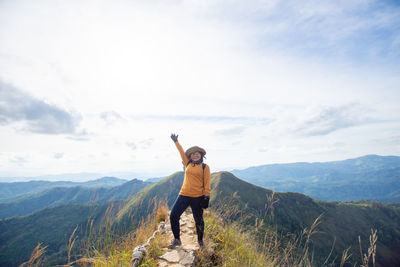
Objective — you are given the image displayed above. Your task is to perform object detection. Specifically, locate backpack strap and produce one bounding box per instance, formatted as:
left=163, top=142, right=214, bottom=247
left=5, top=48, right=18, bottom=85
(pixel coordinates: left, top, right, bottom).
left=202, top=163, right=206, bottom=195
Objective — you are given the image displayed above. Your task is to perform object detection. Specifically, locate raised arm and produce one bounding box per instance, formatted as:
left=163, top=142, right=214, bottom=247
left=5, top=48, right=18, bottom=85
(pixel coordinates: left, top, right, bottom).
left=171, top=133, right=189, bottom=165
left=204, top=164, right=211, bottom=197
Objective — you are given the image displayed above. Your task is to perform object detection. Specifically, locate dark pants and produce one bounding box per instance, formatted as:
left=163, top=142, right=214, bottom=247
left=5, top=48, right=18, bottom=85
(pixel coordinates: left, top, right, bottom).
left=170, top=195, right=204, bottom=242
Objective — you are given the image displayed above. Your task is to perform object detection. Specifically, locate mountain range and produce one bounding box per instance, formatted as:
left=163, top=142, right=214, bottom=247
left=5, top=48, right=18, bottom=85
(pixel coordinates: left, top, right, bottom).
left=0, top=176, right=128, bottom=203
left=0, top=202, right=115, bottom=266
left=0, top=178, right=151, bottom=219
left=210, top=171, right=400, bottom=266
left=231, top=154, right=400, bottom=202
left=0, top=155, right=399, bottom=266
left=1, top=171, right=399, bottom=266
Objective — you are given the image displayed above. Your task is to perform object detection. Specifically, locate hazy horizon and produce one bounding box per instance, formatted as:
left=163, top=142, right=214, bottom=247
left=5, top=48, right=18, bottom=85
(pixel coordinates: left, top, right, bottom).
left=0, top=153, right=395, bottom=183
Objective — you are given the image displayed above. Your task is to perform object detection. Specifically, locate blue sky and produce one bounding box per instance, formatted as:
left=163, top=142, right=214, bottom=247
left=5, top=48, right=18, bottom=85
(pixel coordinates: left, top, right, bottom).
left=0, top=0, right=399, bottom=180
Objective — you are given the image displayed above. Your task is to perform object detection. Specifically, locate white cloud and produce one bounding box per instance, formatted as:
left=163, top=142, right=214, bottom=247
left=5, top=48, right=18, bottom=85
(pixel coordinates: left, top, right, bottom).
left=9, top=155, right=29, bottom=166
left=0, top=80, right=82, bottom=134
left=213, top=126, right=247, bottom=136
left=0, top=0, right=399, bottom=178
left=126, top=142, right=137, bottom=151
left=54, top=153, right=64, bottom=159
left=100, top=111, right=123, bottom=125
left=139, top=138, right=154, bottom=149
left=291, top=103, right=375, bottom=136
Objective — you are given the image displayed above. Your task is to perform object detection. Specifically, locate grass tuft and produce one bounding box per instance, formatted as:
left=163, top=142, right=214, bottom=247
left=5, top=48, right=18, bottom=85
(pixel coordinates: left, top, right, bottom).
left=76, top=201, right=169, bottom=267
left=19, top=243, right=47, bottom=267
left=359, top=229, right=378, bottom=267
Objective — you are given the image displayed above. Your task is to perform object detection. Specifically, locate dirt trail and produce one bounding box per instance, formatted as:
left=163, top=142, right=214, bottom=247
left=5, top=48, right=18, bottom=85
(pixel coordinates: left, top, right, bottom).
left=157, top=209, right=199, bottom=267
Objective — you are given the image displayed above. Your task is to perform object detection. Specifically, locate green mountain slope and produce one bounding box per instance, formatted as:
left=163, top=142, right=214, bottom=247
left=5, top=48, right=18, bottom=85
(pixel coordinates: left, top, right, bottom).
left=0, top=173, right=182, bottom=266
left=0, top=179, right=151, bottom=219
left=114, top=172, right=184, bottom=231
left=112, top=170, right=400, bottom=266
left=1, top=170, right=399, bottom=266
left=231, top=154, right=400, bottom=202
left=0, top=203, right=114, bottom=267
left=210, top=171, right=400, bottom=267
left=0, top=177, right=127, bottom=202
left=0, top=178, right=153, bottom=266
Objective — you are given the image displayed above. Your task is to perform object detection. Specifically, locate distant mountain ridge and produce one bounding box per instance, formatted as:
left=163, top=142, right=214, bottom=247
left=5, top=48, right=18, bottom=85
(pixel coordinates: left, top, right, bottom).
left=0, top=176, right=128, bottom=202
left=117, top=171, right=400, bottom=266
left=1, top=171, right=400, bottom=266
left=212, top=172, right=400, bottom=266
left=0, top=178, right=151, bottom=219
left=231, top=154, right=400, bottom=202
left=0, top=203, right=114, bottom=266
left=0, top=172, right=183, bottom=266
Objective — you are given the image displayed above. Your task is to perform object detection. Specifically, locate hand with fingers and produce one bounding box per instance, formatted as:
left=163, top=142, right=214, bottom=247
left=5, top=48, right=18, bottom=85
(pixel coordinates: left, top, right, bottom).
left=171, top=133, right=178, bottom=142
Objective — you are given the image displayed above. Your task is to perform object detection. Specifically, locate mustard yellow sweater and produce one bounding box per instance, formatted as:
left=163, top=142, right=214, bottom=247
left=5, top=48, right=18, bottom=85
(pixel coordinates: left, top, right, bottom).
left=175, top=141, right=211, bottom=197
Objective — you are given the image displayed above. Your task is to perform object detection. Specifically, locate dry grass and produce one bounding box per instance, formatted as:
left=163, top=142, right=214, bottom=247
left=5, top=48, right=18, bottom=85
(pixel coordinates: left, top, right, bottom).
left=196, top=194, right=328, bottom=267
left=194, top=209, right=324, bottom=267
left=67, top=225, right=79, bottom=265
left=21, top=198, right=169, bottom=267
left=359, top=229, right=378, bottom=267
left=155, top=204, right=169, bottom=224
left=19, top=243, right=47, bottom=267
left=21, top=192, right=381, bottom=267
left=193, top=198, right=381, bottom=267
left=75, top=201, right=169, bottom=267
left=193, top=193, right=366, bottom=267
left=137, top=233, right=169, bottom=267
left=340, top=247, right=352, bottom=267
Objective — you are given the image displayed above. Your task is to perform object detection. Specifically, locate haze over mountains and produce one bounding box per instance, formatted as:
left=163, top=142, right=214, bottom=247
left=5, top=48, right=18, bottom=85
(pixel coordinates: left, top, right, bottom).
left=0, top=171, right=161, bottom=183
left=1, top=171, right=399, bottom=266
left=0, top=177, right=128, bottom=202
left=209, top=172, right=400, bottom=266
left=0, top=154, right=399, bottom=266
left=1, top=154, right=399, bottom=220
left=232, top=154, right=400, bottom=202
left=0, top=178, right=151, bottom=219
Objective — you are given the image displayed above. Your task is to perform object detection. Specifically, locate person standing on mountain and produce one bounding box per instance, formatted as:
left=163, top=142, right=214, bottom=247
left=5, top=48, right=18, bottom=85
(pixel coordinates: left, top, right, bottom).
left=169, top=133, right=211, bottom=249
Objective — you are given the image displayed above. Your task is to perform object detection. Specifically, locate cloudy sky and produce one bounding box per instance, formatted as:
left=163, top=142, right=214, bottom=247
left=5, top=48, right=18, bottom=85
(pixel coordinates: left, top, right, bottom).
left=1, top=0, right=399, bottom=180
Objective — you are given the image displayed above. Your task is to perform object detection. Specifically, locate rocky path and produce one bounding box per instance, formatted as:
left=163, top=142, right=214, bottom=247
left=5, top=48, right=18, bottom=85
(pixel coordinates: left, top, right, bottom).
left=157, top=209, right=199, bottom=267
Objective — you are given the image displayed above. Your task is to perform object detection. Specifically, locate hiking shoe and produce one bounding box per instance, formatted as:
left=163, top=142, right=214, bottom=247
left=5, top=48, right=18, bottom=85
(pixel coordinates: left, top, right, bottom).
left=168, top=238, right=181, bottom=249
left=198, top=240, right=205, bottom=249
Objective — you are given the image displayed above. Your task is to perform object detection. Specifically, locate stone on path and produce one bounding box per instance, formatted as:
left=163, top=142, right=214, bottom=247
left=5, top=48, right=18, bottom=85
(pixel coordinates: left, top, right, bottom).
left=159, top=250, right=180, bottom=263
left=157, top=210, right=198, bottom=267
left=180, top=251, right=195, bottom=265
left=182, top=244, right=197, bottom=251
left=159, top=263, right=184, bottom=267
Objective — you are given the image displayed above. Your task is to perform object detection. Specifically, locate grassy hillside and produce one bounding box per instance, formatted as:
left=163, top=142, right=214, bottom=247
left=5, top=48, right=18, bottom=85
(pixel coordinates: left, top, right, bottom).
left=1, top=170, right=399, bottom=266
left=0, top=172, right=182, bottom=266
left=114, top=172, right=184, bottom=232
left=231, top=155, right=400, bottom=202
left=316, top=201, right=400, bottom=266
left=0, top=178, right=152, bottom=266
left=0, top=178, right=151, bottom=219
left=210, top=171, right=324, bottom=231
left=110, top=170, right=400, bottom=266
left=0, top=203, right=112, bottom=266
left=210, top=171, right=400, bottom=266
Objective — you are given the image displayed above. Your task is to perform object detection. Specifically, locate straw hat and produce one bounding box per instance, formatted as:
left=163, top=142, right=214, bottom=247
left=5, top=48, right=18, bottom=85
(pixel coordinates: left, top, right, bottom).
left=185, top=146, right=206, bottom=158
